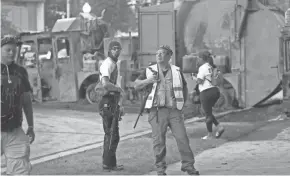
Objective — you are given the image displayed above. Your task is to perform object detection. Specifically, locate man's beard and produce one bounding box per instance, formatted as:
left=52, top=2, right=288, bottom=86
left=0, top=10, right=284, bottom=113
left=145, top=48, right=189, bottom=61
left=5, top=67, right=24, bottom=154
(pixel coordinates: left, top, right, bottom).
left=109, top=52, right=119, bottom=62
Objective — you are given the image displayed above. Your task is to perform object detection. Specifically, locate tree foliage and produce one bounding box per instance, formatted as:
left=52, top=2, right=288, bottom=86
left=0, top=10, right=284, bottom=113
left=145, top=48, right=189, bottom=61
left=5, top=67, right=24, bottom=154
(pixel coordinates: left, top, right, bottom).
left=45, top=0, right=136, bottom=32
left=87, top=0, right=136, bottom=32
left=1, top=9, right=19, bottom=37
left=45, top=0, right=66, bottom=30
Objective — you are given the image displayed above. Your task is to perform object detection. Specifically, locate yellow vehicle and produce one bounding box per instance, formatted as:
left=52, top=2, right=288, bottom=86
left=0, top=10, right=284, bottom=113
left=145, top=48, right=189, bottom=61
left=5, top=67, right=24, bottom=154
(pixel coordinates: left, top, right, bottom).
left=18, top=8, right=108, bottom=103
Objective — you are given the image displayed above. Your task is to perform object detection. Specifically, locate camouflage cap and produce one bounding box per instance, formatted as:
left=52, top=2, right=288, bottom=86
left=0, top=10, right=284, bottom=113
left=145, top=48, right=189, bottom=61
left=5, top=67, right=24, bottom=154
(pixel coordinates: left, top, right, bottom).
left=1, top=35, right=22, bottom=47
left=159, top=45, right=173, bottom=56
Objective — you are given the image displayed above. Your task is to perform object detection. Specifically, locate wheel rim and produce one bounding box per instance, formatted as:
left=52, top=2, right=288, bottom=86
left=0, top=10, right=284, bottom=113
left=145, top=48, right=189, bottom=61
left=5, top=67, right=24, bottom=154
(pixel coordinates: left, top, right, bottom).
left=88, top=90, right=98, bottom=104
left=86, top=83, right=100, bottom=105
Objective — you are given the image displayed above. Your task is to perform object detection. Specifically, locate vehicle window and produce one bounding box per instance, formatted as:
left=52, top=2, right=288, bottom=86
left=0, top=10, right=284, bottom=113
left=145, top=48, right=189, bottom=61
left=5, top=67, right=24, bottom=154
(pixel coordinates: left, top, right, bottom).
left=21, top=41, right=37, bottom=68
left=56, top=38, right=70, bottom=59
left=38, top=38, right=53, bottom=60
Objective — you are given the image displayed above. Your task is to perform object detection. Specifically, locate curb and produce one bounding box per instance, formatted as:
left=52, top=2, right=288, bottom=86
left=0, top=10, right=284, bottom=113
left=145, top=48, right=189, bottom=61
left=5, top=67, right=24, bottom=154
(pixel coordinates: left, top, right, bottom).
left=1, top=107, right=251, bottom=173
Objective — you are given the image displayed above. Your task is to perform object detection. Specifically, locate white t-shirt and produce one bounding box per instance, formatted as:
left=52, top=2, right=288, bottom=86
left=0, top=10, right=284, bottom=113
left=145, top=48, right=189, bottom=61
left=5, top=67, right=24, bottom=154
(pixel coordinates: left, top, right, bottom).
left=197, top=63, right=214, bottom=92
left=99, top=57, right=118, bottom=84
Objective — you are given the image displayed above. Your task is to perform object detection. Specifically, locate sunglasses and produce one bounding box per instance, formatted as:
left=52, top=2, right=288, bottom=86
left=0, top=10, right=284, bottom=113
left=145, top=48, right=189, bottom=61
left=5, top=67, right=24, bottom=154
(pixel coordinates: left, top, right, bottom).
left=111, top=47, right=122, bottom=51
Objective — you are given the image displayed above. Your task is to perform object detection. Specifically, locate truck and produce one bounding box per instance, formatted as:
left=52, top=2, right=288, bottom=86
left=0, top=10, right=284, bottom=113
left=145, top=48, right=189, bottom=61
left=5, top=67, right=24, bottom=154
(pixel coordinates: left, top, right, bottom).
left=137, top=0, right=287, bottom=109
left=18, top=8, right=108, bottom=103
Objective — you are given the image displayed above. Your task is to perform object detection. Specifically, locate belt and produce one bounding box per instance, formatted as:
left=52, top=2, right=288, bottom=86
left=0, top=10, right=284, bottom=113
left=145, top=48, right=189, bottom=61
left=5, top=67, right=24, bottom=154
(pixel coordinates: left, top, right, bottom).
left=151, top=106, right=175, bottom=110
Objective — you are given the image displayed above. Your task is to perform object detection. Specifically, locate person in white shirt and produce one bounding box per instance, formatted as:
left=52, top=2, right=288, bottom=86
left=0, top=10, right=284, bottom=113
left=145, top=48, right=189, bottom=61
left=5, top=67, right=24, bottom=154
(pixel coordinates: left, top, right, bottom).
left=196, top=51, right=225, bottom=140
left=96, top=41, right=125, bottom=171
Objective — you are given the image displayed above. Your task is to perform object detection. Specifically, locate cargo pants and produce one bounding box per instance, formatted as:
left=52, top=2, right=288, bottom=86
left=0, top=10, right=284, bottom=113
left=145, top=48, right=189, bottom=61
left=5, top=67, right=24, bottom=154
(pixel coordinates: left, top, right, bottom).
left=148, top=107, right=195, bottom=173
left=1, top=127, right=32, bottom=175
left=99, top=94, right=120, bottom=167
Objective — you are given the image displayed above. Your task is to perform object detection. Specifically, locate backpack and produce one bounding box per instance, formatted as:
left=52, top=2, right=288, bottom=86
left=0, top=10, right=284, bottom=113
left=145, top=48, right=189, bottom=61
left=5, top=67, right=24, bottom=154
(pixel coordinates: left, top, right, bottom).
left=191, top=84, right=200, bottom=104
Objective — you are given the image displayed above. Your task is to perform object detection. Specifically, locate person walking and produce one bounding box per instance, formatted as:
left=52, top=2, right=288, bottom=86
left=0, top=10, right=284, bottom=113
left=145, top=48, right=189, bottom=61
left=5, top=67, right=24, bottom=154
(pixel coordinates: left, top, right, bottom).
left=96, top=41, right=125, bottom=172
left=195, top=50, right=225, bottom=140
left=134, top=45, right=199, bottom=175
left=1, top=35, right=35, bottom=175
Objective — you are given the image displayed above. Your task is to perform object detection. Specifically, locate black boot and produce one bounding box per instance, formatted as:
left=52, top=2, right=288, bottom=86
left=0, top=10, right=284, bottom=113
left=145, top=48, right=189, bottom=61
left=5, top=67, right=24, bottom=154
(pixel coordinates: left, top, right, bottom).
left=103, top=164, right=124, bottom=171
left=181, top=167, right=199, bottom=175
left=157, top=171, right=167, bottom=175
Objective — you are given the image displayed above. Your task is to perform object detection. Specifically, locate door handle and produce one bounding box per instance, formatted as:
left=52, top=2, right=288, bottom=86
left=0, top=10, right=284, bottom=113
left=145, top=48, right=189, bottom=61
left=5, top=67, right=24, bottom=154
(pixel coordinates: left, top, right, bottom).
left=271, top=65, right=278, bottom=68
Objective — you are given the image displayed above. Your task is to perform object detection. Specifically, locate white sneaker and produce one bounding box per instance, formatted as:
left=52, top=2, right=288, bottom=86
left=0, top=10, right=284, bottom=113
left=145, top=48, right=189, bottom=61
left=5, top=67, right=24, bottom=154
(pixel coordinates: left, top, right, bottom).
left=215, top=126, right=225, bottom=138
left=201, top=135, right=214, bottom=140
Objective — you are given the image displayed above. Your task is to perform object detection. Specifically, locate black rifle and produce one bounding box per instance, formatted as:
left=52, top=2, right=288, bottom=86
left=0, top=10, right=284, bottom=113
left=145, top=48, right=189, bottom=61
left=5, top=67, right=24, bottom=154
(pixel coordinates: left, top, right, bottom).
left=108, top=91, right=122, bottom=150
left=133, top=67, right=158, bottom=129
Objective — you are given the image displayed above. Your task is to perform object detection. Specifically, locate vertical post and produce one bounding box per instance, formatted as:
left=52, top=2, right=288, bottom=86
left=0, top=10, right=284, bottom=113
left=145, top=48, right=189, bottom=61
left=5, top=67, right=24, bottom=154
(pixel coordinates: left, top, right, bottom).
left=67, top=0, right=71, bottom=18
left=234, top=0, right=237, bottom=41
left=35, top=39, right=43, bottom=102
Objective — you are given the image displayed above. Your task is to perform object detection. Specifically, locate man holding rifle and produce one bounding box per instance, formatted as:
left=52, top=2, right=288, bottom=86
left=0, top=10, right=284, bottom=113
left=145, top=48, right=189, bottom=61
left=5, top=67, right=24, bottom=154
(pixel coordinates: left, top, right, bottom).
left=134, top=45, right=199, bottom=175
left=96, top=41, right=125, bottom=172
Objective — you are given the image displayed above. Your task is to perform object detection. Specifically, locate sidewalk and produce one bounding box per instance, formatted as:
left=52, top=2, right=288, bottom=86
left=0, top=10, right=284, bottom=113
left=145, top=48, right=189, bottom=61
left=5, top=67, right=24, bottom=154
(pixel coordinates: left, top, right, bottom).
left=148, top=126, right=290, bottom=175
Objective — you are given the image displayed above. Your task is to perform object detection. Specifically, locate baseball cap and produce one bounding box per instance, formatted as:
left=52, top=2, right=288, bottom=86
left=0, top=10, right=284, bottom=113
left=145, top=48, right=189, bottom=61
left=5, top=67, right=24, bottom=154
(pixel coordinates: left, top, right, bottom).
left=1, top=35, right=22, bottom=47
left=109, top=41, right=121, bottom=50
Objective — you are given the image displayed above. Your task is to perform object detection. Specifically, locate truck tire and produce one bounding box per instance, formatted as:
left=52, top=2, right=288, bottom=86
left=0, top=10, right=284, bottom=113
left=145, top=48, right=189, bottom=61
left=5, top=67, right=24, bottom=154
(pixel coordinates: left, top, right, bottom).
left=86, top=82, right=99, bottom=105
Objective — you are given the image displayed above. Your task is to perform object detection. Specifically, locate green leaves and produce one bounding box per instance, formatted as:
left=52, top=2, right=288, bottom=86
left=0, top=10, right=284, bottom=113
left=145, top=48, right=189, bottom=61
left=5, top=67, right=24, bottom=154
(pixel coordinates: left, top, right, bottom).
left=1, top=9, right=19, bottom=37
left=87, top=0, right=136, bottom=32
left=45, top=0, right=136, bottom=32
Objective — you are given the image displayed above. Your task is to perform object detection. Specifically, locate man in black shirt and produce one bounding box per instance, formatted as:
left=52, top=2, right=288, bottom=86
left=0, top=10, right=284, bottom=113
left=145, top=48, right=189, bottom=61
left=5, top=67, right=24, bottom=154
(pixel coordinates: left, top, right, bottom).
left=1, top=35, right=35, bottom=175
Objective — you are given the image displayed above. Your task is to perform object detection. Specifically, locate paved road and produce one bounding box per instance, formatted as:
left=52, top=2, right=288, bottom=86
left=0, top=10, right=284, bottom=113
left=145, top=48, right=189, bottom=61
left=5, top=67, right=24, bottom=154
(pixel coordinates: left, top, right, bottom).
left=1, top=101, right=288, bottom=175
left=1, top=102, right=221, bottom=171
left=1, top=108, right=152, bottom=170
left=27, top=103, right=288, bottom=175
left=154, top=119, right=290, bottom=175
left=1, top=104, right=220, bottom=173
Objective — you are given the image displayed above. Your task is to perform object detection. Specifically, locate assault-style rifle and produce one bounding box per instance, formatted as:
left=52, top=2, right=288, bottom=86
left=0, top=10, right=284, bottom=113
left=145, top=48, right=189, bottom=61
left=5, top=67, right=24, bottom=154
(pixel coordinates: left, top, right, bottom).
left=133, top=67, right=158, bottom=129
left=109, top=91, right=122, bottom=150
